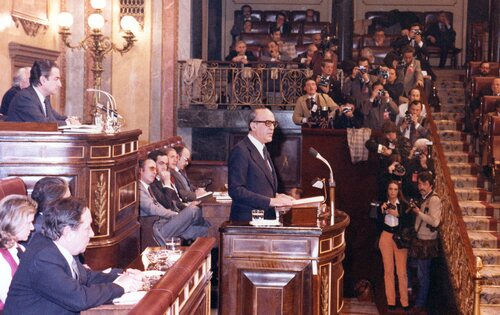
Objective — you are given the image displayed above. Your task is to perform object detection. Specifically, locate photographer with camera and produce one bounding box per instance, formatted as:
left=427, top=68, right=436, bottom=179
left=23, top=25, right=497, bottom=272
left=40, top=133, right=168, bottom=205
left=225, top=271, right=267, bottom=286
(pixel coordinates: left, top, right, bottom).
left=408, top=171, right=442, bottom=314
left=396, top=88, right=427, bottom=125
left=377, top=181, right=412, bottom=312
left=403, top=139, right=435, bottom=200
left=398, top=100, right=429, bottom=145
left=314, top=59, right=343, bottom=104
left=333, top=97, right=363, bottom=129
left=361, top=81, right=399, bottom=132
left=396, top=46, right=424, bottom=98
left=342, top=57, right=377, bottom=107
left=382, top=67, right=404, bottom=103
left=366, top=121, right=412, bottom=201
left=292, top=78, right=338, bottom=127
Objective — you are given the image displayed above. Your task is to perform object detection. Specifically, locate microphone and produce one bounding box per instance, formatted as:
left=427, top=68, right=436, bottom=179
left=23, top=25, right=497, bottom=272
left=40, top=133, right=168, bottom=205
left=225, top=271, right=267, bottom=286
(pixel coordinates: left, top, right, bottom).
left=95, top=103, right=123, bottom=119
left=309, top=147, right=334, bottom=184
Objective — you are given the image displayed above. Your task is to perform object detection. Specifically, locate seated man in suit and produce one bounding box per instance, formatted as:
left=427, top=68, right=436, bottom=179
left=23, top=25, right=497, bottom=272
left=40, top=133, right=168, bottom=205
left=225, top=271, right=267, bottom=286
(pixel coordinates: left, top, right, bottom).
left=4, top=197, right=143, bottom=314
left=228, top=108, right=294, bottom=221
left=139, top=158, right=208, bottom=245
left=230, top=4, right=258, bottom=42
left=170, top=146, right=210, bottom=202
left=425, top=11, right=457, bottom=68
left=0, top=67, right=30, bottom=116
left=6, top=60, right=80, bottom=126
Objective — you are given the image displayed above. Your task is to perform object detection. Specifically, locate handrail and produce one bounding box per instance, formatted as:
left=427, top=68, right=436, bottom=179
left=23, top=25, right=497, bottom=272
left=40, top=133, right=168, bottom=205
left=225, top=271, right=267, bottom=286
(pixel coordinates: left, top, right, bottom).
left=425, top=103, right=477, bottom=314
left=177, top=60, right=343, bottom=109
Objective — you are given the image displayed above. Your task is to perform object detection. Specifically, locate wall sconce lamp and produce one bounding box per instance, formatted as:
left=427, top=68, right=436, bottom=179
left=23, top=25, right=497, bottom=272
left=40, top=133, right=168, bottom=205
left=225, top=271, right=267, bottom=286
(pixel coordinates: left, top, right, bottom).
left=57, top=0, right=139, bottom=90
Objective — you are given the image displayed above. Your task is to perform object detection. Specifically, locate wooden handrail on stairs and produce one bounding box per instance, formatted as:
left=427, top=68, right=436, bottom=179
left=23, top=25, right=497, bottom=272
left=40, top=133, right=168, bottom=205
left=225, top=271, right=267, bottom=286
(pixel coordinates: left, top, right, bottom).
left=425, top=103, right=478, bottom=314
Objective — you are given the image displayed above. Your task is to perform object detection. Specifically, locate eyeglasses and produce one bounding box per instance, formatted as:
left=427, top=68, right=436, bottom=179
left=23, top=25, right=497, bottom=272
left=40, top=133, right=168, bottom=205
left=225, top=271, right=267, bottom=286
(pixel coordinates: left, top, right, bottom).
left=252, top=120, right=278, bottom=128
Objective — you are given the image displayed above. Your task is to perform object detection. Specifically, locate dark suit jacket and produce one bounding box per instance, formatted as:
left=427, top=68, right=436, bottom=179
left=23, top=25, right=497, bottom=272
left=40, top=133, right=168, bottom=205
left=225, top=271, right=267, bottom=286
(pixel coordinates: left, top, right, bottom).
left=171, top=169, right=197, bottom=202
left=0, top=85, right=20, bottom=115
left=150, top=178, right=183, bottom=211
left=6, top=86, right=67, bottom=125
left=4, top=233, right=123, bottom=315
left=228, top=136, right=278, bottom=221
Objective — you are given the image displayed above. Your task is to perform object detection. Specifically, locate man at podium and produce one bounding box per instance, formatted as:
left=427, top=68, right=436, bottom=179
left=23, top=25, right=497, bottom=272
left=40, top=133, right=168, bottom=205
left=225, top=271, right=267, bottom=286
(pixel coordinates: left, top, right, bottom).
left=228, top=108, right=293, bottom=221
left=6, top=60, right=79, bottom=126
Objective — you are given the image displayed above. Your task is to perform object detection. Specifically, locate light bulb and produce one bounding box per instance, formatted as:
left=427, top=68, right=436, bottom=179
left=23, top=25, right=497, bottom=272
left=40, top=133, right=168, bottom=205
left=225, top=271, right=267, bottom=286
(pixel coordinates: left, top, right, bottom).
left=88, top=13, right=105, bottom=30
left=120, top=16, right=139, bottom=33
left=57, top=12, right=74, bottom=28
left=90, top=0, right=106, bottom=10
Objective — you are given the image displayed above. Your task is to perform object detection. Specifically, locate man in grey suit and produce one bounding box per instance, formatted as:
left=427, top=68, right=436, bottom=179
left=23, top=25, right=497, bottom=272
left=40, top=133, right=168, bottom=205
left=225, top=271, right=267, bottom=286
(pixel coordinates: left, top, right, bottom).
left=170, top=146, right=208, bottom=202
left=139, top=158, right=208, bottom=244
left=396, top=46, right=424, bottom=97
left=6, top=60, right=79, bottom=126
left=228, top=108, right=293, bottom=221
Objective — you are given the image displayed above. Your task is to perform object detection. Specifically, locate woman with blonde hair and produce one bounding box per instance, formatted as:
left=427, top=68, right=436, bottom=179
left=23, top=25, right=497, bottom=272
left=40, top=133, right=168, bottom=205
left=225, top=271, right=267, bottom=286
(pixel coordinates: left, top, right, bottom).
left=0, top=195, right=37, bottom=309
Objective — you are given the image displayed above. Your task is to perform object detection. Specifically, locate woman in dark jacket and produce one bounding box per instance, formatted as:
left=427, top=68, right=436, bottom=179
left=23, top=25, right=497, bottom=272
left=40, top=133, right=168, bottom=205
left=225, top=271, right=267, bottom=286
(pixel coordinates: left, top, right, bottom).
left=377, top=180, right=412, bottom=312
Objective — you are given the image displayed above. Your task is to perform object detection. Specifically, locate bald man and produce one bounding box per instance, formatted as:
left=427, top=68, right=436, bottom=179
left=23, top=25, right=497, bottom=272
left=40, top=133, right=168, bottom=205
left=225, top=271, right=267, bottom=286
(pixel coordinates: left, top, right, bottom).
left=0, top=67, right=30, bottom=116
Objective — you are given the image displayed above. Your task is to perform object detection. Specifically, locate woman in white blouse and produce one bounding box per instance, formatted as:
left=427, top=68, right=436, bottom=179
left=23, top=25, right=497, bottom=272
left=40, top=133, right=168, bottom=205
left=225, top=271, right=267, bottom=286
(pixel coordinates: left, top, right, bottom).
left=0, top=195, right=37, bottom=309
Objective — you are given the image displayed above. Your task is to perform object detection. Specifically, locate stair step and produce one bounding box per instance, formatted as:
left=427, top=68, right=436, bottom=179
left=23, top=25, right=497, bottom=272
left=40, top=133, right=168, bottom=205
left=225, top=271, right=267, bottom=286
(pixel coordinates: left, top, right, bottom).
left=459, top=201, right=500, bottom=217
left=432, top=112, right=465, bottom=121
left=480, top=304, right=500, bottom=315
left=441, top=140, right=471, bottom=153
left=480, top=265, right=500, bottom=285
left=448, top=162, right=479, bottom=175
left=463, top=216, right=497, bottom=231
left=455, top=188, right=491, bottom=202
left=435, top=120, right=463, bottom=131
left=474, top=248, right=500, bottom=265
left=437, top=130, right=470, bottom=141
left=467, top=230, right=500, bottom=249
left=481, top=285, right=500, bottom=304
left=444, top=151, right=475, bottom=164
left=451, top=174, right=484, bottom=188
left=440, top=102, right=465, bottom=112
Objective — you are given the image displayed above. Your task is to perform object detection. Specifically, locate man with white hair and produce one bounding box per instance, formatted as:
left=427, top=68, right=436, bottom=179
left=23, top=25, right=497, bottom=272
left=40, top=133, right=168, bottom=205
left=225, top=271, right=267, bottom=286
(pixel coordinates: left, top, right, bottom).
left=0, top=67, right=30, bottom=116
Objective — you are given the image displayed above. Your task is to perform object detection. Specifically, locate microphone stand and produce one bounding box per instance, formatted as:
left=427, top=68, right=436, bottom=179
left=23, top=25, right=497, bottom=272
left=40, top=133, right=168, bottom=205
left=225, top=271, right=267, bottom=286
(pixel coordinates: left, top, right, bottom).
left=86, top=89, right=121, bottom=134
left=309, top=147, right=336, bottom=225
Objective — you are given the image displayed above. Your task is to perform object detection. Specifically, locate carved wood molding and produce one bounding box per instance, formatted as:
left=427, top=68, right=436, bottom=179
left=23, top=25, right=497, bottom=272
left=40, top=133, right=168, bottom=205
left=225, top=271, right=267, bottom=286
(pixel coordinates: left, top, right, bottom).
left=11, top=16, right=48, bottom=37
left=8, top=42, right=60, bottom=69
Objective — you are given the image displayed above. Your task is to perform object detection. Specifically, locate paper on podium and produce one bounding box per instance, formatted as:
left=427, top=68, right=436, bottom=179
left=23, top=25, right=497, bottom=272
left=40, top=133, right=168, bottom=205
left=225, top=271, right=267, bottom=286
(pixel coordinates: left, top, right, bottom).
left=291, top=196, right=324, bottom=207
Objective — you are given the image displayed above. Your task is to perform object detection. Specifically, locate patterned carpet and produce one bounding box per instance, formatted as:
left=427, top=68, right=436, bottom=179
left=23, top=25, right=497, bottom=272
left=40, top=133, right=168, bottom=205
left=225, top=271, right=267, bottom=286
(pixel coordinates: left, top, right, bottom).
left=340, top=298, right=379, bottom=315
left=433, top=69, right=500, bottom=314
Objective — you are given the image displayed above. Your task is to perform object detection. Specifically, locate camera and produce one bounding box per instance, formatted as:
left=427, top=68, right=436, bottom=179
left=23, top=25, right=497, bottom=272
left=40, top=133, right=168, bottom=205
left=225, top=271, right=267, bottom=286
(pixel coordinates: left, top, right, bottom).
left=414, top=150, right=423, bottom=158
left=393, top=163, right=406, bottom=176
left=397, top=60, right=406, bottom=68
left=387, top=203, right=396, bottom=210
left=379, top=70, right=389, bottom=79
left=409, top=199, right=421, bottom=209
left=342, top=106, right=351, bottom=114
left=318, top=75, right=329, bottom=87
left=404, top=111, right=412, bottom=124
left=378, top=89, right=386, bottom=97
left=411, top=29, right=423, bottom=36
left=358, top=66, right=367, bottom=74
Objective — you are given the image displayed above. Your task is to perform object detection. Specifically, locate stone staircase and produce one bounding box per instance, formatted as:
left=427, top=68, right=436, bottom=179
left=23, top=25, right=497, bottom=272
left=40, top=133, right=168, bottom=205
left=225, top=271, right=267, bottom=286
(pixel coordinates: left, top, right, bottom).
left=433, top=69, right=500, bottom=314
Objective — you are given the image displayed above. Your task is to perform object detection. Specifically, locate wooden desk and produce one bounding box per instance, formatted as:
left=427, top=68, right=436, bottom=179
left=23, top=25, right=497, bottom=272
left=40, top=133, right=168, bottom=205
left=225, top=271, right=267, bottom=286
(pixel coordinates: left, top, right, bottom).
left=200, top=198, right=231, bottom=245
left=83, top=237, right=216, bottom=315
left=219, top=212, right=350, bottom=315
left=0, top=129, right=142, bottom=269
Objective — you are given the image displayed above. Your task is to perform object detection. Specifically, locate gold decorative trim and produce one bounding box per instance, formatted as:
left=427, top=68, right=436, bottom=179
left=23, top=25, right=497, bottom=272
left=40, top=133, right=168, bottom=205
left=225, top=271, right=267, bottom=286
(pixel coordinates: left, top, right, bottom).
left=320, top=264, right=331, bottom=315
left=118, top=181, right=137, bottom=212
left=90, top=145, right=111, bottom=159
left=89, top=169, right=110, bottom=238
left=113, top=140, right=138, bottom=157
left=320, top=237, right=332, bottom=254
left=337, top=269, right=345, bottom=312
left=332, top=232, right=345, bottom=251
left=93, top=173, right=107, bottom=234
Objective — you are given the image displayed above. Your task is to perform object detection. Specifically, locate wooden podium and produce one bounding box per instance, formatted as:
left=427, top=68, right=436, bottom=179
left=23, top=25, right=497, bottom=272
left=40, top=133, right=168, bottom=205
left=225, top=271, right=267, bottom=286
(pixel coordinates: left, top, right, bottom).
left=0, top=127, right=142, bottom=269
left=219, top=211, right=350, bottom=315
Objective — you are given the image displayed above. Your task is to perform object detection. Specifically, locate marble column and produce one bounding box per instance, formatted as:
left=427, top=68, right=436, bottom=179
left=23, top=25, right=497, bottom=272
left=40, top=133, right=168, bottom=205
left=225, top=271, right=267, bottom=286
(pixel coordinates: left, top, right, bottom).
left=333, top=0, right=353, bottom=62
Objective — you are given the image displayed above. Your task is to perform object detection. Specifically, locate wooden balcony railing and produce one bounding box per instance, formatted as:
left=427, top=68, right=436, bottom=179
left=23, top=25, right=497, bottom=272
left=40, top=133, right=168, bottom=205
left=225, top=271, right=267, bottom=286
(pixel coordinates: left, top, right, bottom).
left=177, top=60, right=343, bottom=109
left=425, top=104, right=479, bottom=314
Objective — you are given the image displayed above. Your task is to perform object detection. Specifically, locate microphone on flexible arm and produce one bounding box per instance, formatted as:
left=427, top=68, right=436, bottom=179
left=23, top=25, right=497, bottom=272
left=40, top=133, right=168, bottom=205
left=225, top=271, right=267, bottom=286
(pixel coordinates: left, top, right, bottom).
left=95, top=103, right=123, bottom=119
left=309, top=147, right=336, bottom=225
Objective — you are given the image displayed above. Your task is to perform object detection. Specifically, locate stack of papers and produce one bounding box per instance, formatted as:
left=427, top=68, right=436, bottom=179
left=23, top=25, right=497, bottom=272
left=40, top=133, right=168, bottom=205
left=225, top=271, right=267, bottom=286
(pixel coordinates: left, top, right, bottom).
left=213, top=192, right=232, bottom=202
left=58, top=125, right=102, bottom=134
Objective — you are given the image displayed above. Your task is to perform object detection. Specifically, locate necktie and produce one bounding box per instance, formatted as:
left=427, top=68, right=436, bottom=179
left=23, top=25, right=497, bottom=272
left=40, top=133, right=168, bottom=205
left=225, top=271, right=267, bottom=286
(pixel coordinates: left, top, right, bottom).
left=147, top=186, right=159, bottom=204
left=71, top=258, right=80, bottom=280
left=42, top=98, right=49, bottom=117
left=263, top=146, right=273, bottom=172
